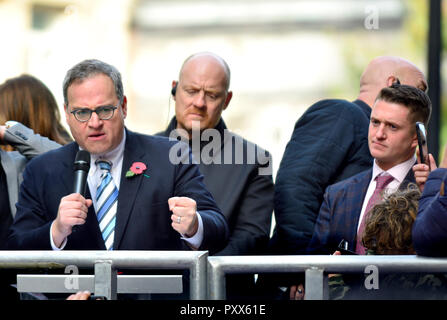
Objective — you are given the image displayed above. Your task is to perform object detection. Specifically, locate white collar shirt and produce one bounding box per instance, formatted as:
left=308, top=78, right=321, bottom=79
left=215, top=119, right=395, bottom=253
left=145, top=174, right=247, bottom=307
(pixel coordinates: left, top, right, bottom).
left=357, top=155, right=416, bottom=231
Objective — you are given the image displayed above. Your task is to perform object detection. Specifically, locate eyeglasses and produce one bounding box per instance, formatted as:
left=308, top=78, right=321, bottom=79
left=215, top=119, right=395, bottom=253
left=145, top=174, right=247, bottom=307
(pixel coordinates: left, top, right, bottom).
left=70, top=104, right=119, bottom=122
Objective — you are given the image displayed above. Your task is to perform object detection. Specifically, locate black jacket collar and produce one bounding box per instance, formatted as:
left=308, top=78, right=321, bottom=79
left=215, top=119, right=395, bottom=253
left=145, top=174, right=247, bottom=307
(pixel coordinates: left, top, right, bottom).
left=159, top=117, right=228, bottom=150
left=353, top=99, right=371, bottom=119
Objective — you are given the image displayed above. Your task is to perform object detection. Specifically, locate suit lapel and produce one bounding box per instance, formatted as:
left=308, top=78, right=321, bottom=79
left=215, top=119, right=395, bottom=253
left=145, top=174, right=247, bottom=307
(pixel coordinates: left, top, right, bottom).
left=346, top=170, right=372, bottom=247
left=60, top=143, right=81, bottom=194
left=399, top=162, right=416, bottom=190
left=336, top=165, right=415, bottom=251
left=114, top=130, right=146, bottom=249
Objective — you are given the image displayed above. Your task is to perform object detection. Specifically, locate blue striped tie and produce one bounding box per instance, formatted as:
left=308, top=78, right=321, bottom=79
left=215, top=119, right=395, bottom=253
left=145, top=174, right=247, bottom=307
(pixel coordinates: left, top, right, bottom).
left=95, top=160, right=118, bottom=250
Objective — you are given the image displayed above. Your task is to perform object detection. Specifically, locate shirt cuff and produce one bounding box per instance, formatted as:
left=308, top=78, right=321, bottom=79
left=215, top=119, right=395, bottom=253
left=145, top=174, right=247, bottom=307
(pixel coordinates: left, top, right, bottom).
left=50, top=221, right=67, bottom=250
left=180, top=212, right=203, bottom=249
left=5, top=120, right=18, bottom=129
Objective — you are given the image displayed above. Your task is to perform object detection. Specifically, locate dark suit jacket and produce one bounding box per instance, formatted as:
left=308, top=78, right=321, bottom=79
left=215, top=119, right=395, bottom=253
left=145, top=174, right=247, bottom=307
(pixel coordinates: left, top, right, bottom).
left=307, top=167, right=415, bottom=255
left=158, top=118, right=274, bottom=299
left=7, top=129, right=229, bottom=254
left=270, top=99, right=372, bottom=255
left=157, top=118, right=274, bottom=257
left=413, top=168, right=447, bottom=257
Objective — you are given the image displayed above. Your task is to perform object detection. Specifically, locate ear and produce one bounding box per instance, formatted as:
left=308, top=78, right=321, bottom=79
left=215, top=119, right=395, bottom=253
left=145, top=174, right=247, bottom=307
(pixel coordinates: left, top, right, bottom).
left=64, top=104, right=70, bottom=122
left=121, top=96, right=128, bottom=119
left=386, top=75, right=399, bottom=87
left=223, top=91, right=233, bottom=111
left=411, top=130, right=419, bottom=149
left=171, top=80, right=178, bottom=100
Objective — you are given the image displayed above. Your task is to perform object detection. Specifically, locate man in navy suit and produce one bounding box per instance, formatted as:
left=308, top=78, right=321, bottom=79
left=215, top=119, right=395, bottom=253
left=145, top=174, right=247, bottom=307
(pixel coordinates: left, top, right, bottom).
left=271, top=56, right=428, bottom=256
left=7, top=59, right=229, bottom=254
left=259, top=57, right=428, bottom=300
left=307, top=84, right=432, bottom=256
left=288, top=84, right=432, bottom=300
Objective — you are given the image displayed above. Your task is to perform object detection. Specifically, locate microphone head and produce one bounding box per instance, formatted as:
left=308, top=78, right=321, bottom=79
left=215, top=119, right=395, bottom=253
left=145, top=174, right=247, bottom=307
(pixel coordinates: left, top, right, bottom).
left=74, top=150, right=91, bottom=172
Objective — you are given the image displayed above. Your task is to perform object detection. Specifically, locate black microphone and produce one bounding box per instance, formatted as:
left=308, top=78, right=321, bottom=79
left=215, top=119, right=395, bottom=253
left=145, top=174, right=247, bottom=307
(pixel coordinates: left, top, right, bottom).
left=73, top=150, right=91, bottom=196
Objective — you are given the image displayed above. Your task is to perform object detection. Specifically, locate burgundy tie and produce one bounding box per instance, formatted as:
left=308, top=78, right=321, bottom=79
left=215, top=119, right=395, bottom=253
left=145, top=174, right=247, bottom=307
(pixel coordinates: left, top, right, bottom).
left=355, top=174, right=394, bottom=254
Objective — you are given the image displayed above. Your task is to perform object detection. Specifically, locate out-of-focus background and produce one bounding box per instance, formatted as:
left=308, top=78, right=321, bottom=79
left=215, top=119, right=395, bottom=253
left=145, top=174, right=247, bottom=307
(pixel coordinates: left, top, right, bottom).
left=0, top=0, right=442, bottom=177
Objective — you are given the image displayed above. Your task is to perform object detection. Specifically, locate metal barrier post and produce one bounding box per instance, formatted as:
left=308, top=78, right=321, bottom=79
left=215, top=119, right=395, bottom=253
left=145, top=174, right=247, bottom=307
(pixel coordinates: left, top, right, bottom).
left=190, top=251, right=208, bottom=300
left=304, top=267, right=326, bottom=300
left=94, top=260, right=117, bottom=300
left=207, top=259, right=226, bottom=300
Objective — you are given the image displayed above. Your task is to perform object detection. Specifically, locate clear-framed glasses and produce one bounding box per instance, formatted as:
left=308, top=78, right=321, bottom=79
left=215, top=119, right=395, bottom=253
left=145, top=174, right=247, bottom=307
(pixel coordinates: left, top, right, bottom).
left=69, top=104, right=119, bottom=122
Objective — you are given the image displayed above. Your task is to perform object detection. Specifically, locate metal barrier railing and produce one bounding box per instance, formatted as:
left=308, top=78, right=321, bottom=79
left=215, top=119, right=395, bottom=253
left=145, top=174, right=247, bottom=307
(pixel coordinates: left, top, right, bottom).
left=207, top=255, right=447, bottom=300
left=0, top=250, right=208, bottom=300
left=2, top=252, right=447, bottom=300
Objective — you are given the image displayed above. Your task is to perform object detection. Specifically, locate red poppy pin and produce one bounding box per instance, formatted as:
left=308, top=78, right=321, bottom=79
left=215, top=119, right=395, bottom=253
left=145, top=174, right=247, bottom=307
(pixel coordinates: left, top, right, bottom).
left=126, top=162, right=149, bottom=178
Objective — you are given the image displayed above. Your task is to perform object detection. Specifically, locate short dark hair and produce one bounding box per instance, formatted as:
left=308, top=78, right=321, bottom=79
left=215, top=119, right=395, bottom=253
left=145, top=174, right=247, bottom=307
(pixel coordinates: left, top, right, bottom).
left=375, top=83, right=432, bottom=127
left=63, top=59, right=124, bottom=106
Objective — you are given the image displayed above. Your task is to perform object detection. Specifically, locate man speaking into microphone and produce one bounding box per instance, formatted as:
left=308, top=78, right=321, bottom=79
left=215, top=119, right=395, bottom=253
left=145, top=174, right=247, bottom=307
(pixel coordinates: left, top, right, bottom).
left=7, top=59, right=228, bottom=254
left=73, top=150, right=90, bottom=197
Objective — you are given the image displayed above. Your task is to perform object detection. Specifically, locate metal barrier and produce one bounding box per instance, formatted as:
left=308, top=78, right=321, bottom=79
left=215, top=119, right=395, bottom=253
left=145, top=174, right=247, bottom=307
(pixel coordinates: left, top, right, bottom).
left=0, top=250, right=208, bottom=300
left=17, top=274, right=184, bottom=295
left=3, top=252, right=447, bottom=300
left=207, top=255, right=447, bottom=300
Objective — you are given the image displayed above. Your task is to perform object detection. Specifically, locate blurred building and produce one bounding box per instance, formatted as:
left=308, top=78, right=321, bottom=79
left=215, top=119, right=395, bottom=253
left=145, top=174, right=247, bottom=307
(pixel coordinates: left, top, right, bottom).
left=0, top=0, right=417, bottom=178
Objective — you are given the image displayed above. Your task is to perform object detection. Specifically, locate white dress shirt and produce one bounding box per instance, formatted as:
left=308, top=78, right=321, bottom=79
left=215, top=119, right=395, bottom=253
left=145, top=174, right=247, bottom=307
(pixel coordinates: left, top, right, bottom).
left=357, top=155, right=416, bottom=232
left=51, top=129, right=203, bottom=250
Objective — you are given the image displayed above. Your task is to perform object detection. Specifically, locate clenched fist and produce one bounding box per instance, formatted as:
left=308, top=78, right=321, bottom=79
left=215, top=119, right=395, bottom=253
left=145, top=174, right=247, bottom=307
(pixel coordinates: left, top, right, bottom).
left=168, top=196, right=198, bottom=237
left=52, top=193, right=92, bottom=247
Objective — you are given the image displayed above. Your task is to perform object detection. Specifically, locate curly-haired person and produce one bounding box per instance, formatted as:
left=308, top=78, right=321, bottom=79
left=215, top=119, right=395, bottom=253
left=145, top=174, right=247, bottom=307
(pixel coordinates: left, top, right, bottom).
left=330, top=185, right=447, bottom=300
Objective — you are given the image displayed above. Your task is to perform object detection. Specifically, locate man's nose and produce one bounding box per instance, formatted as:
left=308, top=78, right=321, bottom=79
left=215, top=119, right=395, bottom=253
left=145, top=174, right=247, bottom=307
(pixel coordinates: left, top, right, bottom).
left=193, top=91, right=206, bottom=108
left=375, top=124, right=386, bottom=139
left=87, top=111, right=103, bottom=127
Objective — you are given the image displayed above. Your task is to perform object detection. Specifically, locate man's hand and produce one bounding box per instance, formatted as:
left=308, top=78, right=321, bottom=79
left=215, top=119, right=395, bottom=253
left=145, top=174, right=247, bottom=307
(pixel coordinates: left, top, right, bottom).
left=168, top=197, right=198, bottom=237
left=290, top=284, right=305, bottom=300
left=413, top=153, right=437, bottom=192
left=52, top=193, right=92, bottom=247
left=0, top=125, right=5, bottom=143
left=67, top=291, right=92, bottom=300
